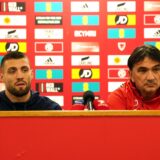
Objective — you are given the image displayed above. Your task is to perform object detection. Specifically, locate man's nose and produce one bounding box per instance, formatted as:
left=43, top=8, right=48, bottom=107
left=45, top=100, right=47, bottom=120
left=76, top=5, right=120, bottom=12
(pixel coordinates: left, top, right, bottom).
left=146, top=70, right=155, bottom=80
left=16, top=70, right=23, bottom=78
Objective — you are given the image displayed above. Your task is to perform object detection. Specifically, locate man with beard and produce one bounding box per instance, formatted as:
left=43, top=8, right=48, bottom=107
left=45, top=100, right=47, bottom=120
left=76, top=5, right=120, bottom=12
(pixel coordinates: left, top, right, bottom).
left=107, top=45, right=160, bottom=110
left=0, top=52, right=62, bottom=110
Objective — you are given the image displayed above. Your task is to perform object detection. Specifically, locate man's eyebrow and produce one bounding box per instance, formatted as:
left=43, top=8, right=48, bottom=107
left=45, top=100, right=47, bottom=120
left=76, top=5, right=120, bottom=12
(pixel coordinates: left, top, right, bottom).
left=8, top=66, right=17, bottom=70
left=137, top=64, right=160, bottom=70
left=21, top=65, right=29, bottom=68
left=137, top=66, right=147, bottom=69
left=153, top=64, right=160, bottom=67
left=21, top=66, right=30, bottom=70
left=7, top=66, right=29, bottom=71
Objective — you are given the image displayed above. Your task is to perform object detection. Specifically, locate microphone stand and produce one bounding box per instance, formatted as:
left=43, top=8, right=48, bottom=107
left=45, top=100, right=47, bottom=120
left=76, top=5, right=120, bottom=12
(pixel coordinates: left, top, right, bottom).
left=87, top=100, right=93, bottom=110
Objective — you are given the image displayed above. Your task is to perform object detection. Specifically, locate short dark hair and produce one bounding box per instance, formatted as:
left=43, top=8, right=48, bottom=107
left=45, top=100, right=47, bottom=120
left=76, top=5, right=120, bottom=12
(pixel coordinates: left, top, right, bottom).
left=1, top=52, right=28, bottom=68
left=128, top=45, right=160, bottom=70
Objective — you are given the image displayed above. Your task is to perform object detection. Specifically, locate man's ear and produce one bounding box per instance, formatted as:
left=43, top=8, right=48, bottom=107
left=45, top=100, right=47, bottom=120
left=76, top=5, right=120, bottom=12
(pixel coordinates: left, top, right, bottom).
left=0, top=72, right=4, bottom=81
left=128, top=70, right=134, bottom=82
left=30, top=69, right=34, bottom=79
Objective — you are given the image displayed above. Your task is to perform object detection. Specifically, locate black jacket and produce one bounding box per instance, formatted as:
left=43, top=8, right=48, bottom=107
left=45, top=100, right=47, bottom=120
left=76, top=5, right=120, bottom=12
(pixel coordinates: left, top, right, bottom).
left=0, top=91, right=62, bottom=110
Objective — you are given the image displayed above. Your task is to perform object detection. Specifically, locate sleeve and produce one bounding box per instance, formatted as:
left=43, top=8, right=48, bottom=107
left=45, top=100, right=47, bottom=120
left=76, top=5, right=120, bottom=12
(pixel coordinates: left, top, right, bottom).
left=107, top=88, right=127, bottom=110
left=46, top=99, right=62, bottom=110
left=41, top=97, right=62, bottom=110
left=50, top=102, right=62, bottom=110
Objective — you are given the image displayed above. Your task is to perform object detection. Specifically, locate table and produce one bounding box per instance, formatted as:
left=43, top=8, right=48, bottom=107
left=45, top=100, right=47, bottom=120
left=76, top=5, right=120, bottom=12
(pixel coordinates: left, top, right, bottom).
left=0, top=110, right=160, bottom=160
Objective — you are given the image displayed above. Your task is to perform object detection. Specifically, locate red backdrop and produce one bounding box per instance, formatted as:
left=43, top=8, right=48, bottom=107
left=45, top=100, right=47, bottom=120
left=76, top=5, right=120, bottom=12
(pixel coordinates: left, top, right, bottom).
left=0, top=0, right=160, bottom=108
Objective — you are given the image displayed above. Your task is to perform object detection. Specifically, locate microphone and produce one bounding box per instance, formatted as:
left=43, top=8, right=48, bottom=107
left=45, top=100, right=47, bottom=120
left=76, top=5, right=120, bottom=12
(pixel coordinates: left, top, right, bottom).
left=83, top=90, right=95, bottom=110
left=93, top=99, right=110, bottom=110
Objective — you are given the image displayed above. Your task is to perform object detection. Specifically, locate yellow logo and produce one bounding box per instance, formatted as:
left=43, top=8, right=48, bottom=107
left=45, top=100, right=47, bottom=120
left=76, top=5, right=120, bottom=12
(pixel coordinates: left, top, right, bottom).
left=82, top=16, right=88, bottom=25
left=4, top=17, right=10, bottom=24
left=83, top=82, right=89, bottom=91
left=47, top=69, right=52, bottom=79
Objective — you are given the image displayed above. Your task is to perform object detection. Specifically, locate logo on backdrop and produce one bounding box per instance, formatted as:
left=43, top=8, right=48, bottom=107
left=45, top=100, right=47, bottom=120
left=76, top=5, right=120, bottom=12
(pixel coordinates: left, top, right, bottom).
left=35, top=42, right=63, bottom=53
left=71, top=55, right=100, bottom=66
left=36, top=82, right=63, bottom=93
left=144, top=14, right=160, bottom=25
left=71, top=42, right=99, bottom=52
left=35, top=16, right=63, bottom=25
left=107, top=1, right=136, bottom=12
left=0, top=2, right=26, bottom=12
left=0, top=29, right=26, bottom=39
left=74, top=30, right=96, bottom=37
left=118, top=42, right=126, bottom=51
left=71, top=2, right=99, bottom=12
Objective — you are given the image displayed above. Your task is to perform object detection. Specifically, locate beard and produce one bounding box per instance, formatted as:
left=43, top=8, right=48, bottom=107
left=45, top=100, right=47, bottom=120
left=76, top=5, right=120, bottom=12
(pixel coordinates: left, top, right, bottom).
left=6, top=84, right=31, bottom=97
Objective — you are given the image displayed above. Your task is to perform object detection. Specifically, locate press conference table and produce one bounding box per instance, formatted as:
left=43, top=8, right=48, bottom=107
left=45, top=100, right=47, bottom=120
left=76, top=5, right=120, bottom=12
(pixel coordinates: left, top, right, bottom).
left=0, top=110, right=160, bottom=160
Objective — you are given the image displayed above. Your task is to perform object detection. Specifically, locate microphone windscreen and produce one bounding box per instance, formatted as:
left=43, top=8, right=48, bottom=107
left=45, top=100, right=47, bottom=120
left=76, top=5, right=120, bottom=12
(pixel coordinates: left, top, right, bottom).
left=93, top=99, right=110, bottom=110
left=83, top=90, right=95, bottom=105
left=70, top=103, right=85, bottom=110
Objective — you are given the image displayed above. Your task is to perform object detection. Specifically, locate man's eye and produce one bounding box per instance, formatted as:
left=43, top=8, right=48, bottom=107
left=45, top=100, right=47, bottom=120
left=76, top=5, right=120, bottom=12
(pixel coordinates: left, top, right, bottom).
left=8, top=69, right=16, bottom=74
left=138, top=69, right=147, bottom=73
left=8, top=70, right=14, bottom=73
left=22, top=68, right=29, bottom=73
left=153, top=67, right=160, bottom=72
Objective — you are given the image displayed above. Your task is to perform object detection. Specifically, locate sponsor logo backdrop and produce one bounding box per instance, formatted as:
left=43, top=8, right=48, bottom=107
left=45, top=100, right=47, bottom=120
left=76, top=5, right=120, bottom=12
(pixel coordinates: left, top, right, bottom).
left=0, top=0, right=160, bottom=109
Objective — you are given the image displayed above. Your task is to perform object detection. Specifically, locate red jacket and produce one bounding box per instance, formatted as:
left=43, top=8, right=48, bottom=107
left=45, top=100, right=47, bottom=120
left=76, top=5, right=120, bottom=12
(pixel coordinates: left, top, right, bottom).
left=107, top=81, right=160, bottom=110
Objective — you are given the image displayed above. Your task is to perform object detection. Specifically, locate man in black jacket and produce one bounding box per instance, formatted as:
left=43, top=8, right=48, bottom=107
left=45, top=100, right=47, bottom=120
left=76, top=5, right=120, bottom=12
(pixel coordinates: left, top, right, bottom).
left=0, top=52, right=62, bottom=110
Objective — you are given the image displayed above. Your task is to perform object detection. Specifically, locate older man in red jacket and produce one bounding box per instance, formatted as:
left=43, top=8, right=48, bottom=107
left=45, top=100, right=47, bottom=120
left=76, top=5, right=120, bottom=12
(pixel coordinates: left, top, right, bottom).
left=107, top=45, right=160, bottom=110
